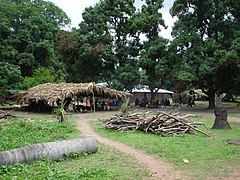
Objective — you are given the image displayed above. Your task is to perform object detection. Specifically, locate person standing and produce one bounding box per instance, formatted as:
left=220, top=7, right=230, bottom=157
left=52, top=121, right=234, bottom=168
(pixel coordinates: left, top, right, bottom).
left=86, top=97, right=91, bottom=110
left=179, top=94, right=182, bottom=106
left=105, top=99, right=110, bottom=110
left=187, top=95, right=192, bottom=107
left=135, top=98, right=139, bottom=107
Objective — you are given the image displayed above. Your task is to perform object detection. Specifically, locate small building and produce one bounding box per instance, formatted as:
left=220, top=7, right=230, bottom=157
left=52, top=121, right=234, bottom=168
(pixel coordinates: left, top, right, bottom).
left=131, top=86, right=173, bottom=105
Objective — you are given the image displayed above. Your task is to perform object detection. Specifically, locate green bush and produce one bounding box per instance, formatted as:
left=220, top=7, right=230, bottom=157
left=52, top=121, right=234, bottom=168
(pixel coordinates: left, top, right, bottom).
left=0, top=62, right=22, bottom=98
left=19, top=67, right=61, bottom=89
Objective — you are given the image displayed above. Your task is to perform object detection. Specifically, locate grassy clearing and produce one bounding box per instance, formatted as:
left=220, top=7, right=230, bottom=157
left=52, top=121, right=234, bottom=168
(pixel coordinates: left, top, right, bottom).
left=0, top=118, right=79, bottom=151
left=228, top=112, right=240, bottom=119
left=91, top=111, right=240, bottom=178
left=195, top=101, right=238, bottom=109
left=0, top=117, right=149, bottom=179
left=194, top=115, right=240, bottom=140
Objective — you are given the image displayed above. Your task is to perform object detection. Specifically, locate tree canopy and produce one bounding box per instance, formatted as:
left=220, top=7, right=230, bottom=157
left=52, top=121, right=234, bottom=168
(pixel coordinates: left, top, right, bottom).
left=1, top=0, right=240, bottom=108
left=170, top=0, right=240, bottom=108
left=58, top=0, right=142, bottom=91
left=0, top=0, right=69, bottom=96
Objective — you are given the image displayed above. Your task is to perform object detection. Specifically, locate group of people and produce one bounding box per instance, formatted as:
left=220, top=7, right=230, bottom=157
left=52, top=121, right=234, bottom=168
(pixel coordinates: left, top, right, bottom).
left=99, top=98, right=120, bottom=111
left=177, top=93, right=196, bottom=107
left=73, top=97, right=93, bottom=112
left=135, top=97, right=171, bottom=108
left=72, top=96, right=121, bottom=112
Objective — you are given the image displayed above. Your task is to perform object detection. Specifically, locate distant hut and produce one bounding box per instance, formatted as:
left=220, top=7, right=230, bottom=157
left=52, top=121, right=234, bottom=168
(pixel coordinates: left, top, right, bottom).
left=172, top=89, right=208, bottom=105
left=131, top=86, right=173, bottom=107
left=20, top=82, right=131, bottom=112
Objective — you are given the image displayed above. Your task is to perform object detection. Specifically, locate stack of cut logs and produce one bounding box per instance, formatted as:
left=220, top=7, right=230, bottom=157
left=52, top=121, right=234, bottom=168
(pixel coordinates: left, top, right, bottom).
left=103, top=111, right=210, bottom=136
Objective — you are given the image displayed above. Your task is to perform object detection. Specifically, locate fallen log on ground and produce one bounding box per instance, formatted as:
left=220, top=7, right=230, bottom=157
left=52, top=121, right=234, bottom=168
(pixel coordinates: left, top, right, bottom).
left=0, top=137, right=98, bottom=166
left=103, top=111, right=211, bottom=137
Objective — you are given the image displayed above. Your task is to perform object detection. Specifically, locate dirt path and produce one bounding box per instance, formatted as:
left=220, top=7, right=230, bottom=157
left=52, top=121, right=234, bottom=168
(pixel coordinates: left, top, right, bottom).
left=226, top=116, right=240, bottom=125
left=76, top=113, right=187, bottom=180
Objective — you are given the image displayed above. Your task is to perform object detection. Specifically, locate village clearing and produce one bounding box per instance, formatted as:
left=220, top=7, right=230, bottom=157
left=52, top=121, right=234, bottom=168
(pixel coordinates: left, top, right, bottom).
left=0, top=103, right=240, bottom=179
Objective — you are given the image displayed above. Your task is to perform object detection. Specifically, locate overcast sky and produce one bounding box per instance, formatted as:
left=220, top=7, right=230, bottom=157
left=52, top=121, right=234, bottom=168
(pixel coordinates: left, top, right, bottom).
left=49, top=0, right=176, bottom=39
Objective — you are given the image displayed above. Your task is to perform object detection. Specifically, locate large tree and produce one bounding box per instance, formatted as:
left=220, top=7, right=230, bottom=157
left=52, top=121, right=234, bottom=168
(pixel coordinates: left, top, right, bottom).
left=62, top=0, right=141, bottom=90
left=0, top=0, right=70, bottom=92
left=103, top=0, right=141, bottom=91
left=170, top=0, right=240, bottom=109
left=130, top=0, right=169, bottom=99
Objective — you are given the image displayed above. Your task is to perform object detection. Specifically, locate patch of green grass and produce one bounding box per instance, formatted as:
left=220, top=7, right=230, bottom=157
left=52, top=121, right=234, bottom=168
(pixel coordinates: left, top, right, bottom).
left=0, top=118, right=79, bottom=151
left=193, top=115, right=240, bottom=140
left=92, top=113, right=240, bottom=178
left=228, top=112, right=240, bottom=119
left=195, top=101, right=238, bottom=109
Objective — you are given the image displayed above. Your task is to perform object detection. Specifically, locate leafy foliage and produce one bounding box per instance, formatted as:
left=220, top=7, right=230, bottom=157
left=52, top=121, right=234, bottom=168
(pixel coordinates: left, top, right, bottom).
left=0, top=0, right=69, bottom=93
left=120, top=97, right=130, bottom=114
left=52, top=99, right=67, bottom=123
left=1, top=0, right=240, bottom=109
left=170, top=0, right=240, bottom=108
left=18, top=67, right=64, bottom=89
left=57, top=0, right=142, bottom=90
left=131, top=0, right=170, bottom=93
left=0, top=62, right=22, bottom=97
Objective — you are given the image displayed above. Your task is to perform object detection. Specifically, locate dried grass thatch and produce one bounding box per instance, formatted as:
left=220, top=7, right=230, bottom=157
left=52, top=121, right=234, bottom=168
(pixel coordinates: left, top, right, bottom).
left=20, top=82, right=131, bottom=106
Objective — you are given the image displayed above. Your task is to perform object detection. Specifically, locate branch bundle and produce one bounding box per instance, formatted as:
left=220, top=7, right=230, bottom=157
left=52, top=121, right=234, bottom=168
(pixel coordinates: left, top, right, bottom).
left=103, top=111, right=210, bottom=137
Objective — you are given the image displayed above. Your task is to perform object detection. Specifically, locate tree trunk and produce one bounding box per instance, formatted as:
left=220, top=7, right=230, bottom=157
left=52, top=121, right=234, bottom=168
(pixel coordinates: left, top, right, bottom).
left=236, top=102, right=240, bottom=108
left=208, top=87, right=215, bottom=109
left=0, top=137, right=98, bottom=166
left=212, top=95, right=231, bottom=130
left=149, top=90, right=156, bottom=106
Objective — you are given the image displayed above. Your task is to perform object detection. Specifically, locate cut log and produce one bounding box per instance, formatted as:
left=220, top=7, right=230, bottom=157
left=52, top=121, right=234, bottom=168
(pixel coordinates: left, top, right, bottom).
left=212, top=95, right=231, bottom=129
left=0, top=137, right=98, bottom=166
left=212, top=108, right=231, bottom=130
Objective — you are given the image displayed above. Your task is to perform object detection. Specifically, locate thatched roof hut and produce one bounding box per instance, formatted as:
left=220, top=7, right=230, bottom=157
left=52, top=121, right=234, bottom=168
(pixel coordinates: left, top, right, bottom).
left=20, top=82, right=131, bottom=106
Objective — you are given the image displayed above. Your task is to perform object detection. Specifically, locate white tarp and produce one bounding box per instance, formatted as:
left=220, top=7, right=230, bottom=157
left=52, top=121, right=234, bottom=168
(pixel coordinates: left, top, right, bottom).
left=132, top=86, right=173, bottom=94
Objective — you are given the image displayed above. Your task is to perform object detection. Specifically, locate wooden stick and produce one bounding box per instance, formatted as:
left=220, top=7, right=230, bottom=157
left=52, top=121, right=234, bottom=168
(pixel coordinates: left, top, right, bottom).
left=159, top=111, right=212, bottom=137
left=93, top=92, right=95, bottom=113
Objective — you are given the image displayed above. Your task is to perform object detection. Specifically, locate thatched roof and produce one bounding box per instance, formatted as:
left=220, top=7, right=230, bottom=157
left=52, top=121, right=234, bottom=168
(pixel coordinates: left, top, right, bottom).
left=20, top=82, right=131, bottom=106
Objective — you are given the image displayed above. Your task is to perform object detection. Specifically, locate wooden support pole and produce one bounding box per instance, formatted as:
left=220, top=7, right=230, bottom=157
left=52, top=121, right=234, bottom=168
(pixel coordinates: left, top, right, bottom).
left=93, top=92, right=95, bottom=113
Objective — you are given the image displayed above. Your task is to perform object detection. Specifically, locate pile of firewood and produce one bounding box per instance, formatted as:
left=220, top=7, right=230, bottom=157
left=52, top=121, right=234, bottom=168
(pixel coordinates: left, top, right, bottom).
left=103, top=111, right=210, bottom=136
